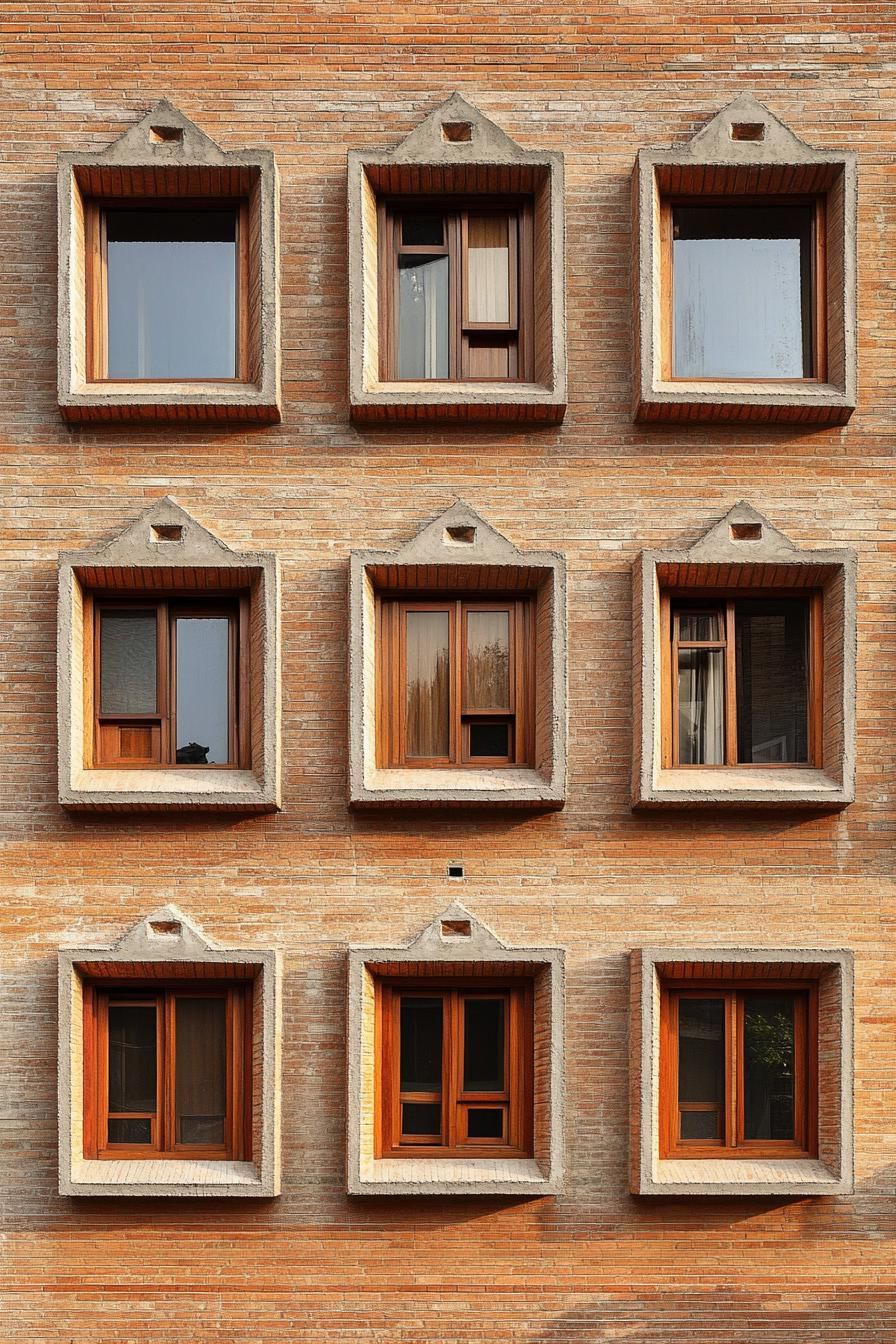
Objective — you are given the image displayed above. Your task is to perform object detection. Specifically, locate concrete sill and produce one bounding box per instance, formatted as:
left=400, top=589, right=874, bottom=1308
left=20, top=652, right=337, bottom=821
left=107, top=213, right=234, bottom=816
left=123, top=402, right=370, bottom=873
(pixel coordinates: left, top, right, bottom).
left=636, top=766, right=850, bottom=809
left=635, top=380, right=853, bottom=426
left=62, top=767, right=279, bottom=812
left=352, top=766, right=565, bottom=809
left=350, top=381, right=566, bottom=424
left=641, top=1157, right=849, bottom=1198
left=352, top=1156, right=557, bottom=1197
left=59, top=383, right=281, bottom=425
left=64, top=1158, right=268, bottom=1198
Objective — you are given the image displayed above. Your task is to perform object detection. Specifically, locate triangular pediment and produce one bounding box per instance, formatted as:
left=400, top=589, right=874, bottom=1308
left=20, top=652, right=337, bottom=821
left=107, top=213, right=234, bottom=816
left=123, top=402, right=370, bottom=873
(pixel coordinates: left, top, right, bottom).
left=94, top=99, right=230, bottom=165
left=390, top=501, right=524, bottom=565
left=68, top=497, right=239, bottom=567
left=404, top=903, right=509, bottom=955
left=389, top=93, right=530, bottom=164
left=685, top=94, right=823, bottom=160
left=113, top=905, right=219, bottom=956
left=686, top=502, right=799, bottom=562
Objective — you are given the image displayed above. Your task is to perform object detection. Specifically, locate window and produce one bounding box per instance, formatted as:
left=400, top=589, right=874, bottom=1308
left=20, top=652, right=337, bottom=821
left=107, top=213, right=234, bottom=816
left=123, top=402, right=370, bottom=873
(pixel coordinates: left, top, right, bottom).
left=83, top=982, right=252, bottom=1160
left=665, top=593, right=822, bottom=767
left=86, top=203, right=248, bottom=382
left=378, top=203, right=533, bottom=382
left=377, top=981, right=533, bottom=1158
left=377, top=597, right=534, bottom=768
left=660, top=981, right=817, bottom=1159
left=90, top=596, right=247, bottom=767
left=663, top=198, right=825, bottom=382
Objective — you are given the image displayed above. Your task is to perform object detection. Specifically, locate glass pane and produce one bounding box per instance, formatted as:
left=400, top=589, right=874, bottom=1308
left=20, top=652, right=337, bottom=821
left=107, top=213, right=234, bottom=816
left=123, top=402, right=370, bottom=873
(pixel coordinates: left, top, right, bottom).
left=175, top=997, right=227, bottom=1147
left=735, top=601, right=809, bottom=763
left=401, top=1102, right=442, bottom=1137
left=679, top=1110, right=721, bottom=1141
left=107, top=1117, right=152, bottom=1145
left=743, top=995, right=796, bottom=1141
left=108, top=1004, right=157, bottom=1113
left=465, top=610, right=510, bottom=710
left=397, top=255, right=449, bottom=378
left=405, top=611, right=451, bottom=758
left=106, top=208, right=237, bottom=379
left=100, top=610, right=157, bottom=714
left=468, top=721, right=510, bottom=759
left=672, top=204, right=813, bottom=379
left=678, top=610, right=723, bottom=643
left=467, top=215, right=511, bottom=324
left=677, top=648, right=725, bottom=765
left=466, top=1107, right=505, bottom=1139
left=678, top=998, right=725, bottom=1106
left=175, top=617, right=231, bottom=765
left=401, top=214, right=444, bottom=247
left=463, top=998, right=505, bottom=1092
left=399, top=997, right=443, bottom=1093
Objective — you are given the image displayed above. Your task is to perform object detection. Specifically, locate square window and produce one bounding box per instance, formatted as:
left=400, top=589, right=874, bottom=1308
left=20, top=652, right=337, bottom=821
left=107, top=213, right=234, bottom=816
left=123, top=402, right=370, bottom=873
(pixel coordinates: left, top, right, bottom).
left=58, top=100, right=280, bottom=423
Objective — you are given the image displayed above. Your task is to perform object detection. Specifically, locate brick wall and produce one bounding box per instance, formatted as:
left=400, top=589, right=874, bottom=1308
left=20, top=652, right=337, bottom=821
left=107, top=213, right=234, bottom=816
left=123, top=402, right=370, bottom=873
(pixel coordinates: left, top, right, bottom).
left=2, top=3, right=895, bottom=1341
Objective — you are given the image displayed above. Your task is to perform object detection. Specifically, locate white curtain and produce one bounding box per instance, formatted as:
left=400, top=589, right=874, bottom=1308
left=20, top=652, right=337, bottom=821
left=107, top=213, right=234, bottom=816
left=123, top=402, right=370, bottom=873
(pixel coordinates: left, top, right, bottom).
left=679, top=651, right=724, bottom=764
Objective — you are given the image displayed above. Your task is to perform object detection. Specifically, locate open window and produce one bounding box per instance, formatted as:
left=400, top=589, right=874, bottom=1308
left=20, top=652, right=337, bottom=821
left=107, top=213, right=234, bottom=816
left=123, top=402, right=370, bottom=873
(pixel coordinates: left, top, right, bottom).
left=632, top=502, right=856, bottom=808
left=349, top=94, right=565, bottom=423
left=58, top=100, right=280, bottom=423
left=633, top=95, right=856, bottom=424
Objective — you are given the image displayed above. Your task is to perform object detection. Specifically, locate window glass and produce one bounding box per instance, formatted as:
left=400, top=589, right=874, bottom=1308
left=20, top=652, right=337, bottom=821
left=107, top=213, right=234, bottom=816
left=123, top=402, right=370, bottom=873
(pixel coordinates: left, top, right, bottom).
left=175, top=616, right=231, bottom=765
left=467, top=215, right=511, bottom=324
left=467, top=1107, right=504, bottom=1139
left=106, top=208, right=237, bottom=380
left=401, top=1102, right=442, bottom=1136
left=108, top=1003, right=157, bottom=1115
left=672, top=203, right=813, bottom=379
left=397, top=255, right=449, bottom=379
left=401, top=215, right=445, bottom=247
left=465, top=610, right=510, bottom=710
left=677, top=648, right=725, bottom=765
left=399, top=997, right=443, bottom=1093
left=743, top=994, right=796, bottom=1141
left=100, top=610, right=157, bottom=715
left=463, top=998, right=505, bottom=1092
left=735, top=600, right=809, bottom=763
left=405, top=611, right=451, bottom=757
left=678, top=610, right=723, bottom=643
left=468, top=721, right=511, bottom=759
left=175, top=997, right=227, bottom=1146
left=678, top=997, right=724, bottom=1141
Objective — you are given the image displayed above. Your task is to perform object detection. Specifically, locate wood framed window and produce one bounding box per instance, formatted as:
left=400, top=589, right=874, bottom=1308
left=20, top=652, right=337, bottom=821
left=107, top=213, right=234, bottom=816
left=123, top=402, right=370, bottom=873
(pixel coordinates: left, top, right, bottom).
left=376, top=596, right=535, bottom=768
left=84, top=199, right=250, bottom=382
left=88, top=595, right=249, bottom=768
left=660, top=195, right=826, bottom=383
left=661, top=591, right=822, bottom=768
left=377, top=199, right=534, bottom=383
left=659, top=980, right=817, bottom=1159
left=376, top=980, right=533, bottom=1159
left=82, top=982, right=252, bottom=1160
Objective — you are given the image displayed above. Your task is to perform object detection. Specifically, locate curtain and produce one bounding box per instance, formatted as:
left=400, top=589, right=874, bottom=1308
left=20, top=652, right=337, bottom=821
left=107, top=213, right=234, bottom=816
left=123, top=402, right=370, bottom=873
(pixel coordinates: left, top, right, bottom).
left=679, top=649, right=724, bottom=764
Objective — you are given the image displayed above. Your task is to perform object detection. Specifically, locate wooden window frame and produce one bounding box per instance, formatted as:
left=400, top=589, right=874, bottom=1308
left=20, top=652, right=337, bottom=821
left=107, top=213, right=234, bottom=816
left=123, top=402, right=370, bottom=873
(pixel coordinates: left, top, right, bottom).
left=87, top=593, right=250, bottom=769
left=659, top=978, right=818, bottom=1161
left=659, top=193, right=828, bottom=385
left=82, top=980, right=253, bottom=1162
left=375, top=593, right=535, bottom=769
left=84, top=197, right=250, bottom=384
left=375, top=978, right=533, bottom=1160
left=377, top=196, right=535, bottom=384
left=660, top=587, right=823, bottom=769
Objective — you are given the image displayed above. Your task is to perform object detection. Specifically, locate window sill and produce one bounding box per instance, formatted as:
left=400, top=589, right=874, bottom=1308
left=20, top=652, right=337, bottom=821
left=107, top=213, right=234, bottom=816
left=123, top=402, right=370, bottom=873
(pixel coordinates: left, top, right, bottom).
left=351, top=765, right=565, bottom=809
left=59, top=382, right=281, bottom=425
left=634, top=380, right=854, bottom=426
left=350, top=381, right=565, bottom=425
left=61, top=767, right=279, bottom=812
left=641, top=1157, right=849, bottom=1198
left=635, top=766, right=851, bottom=809
left=64, top=1157, right=271, bottom=1198
left=351, top=1155, right=557, bottom=1197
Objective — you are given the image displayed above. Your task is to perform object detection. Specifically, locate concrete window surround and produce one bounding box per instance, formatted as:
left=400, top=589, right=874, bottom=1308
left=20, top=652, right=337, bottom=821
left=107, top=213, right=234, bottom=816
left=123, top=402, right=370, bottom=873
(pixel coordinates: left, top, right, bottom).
left=349, top=501, right=567, bottom=808
left=347, top=92, right=566, bottom=425
left=347, top=903, right=564, bottom=1196
left=632, top=94, right=857, bottom=425
left=629, top=947, right=854, bottom=1197
left=58, top=905, right=282, bottom=1198
left=57, top=497, right=281, bottom=811
left=57, top=98, right=281, bottom=424
left=631, top=501, right=857, bottom=809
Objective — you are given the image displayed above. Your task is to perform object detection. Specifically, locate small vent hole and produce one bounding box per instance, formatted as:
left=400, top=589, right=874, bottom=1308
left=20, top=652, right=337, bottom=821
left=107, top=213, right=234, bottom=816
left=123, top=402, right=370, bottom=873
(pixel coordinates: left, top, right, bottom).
left=730, top=522, right=762, bottom=541
left=148, top=919, right=181, bottom=937
left=150, top=523, right=184, bottom=543
left=447, top=863, right=465, bottom=879
left=149, top=125, right=184, bottom=144
left=441, top=121, right=473, bottom=143
left=441, top=919, right=472, bottom=938
left=730, top=122, right=766, bottom=142
left=445, top=525, right=476, bottom=546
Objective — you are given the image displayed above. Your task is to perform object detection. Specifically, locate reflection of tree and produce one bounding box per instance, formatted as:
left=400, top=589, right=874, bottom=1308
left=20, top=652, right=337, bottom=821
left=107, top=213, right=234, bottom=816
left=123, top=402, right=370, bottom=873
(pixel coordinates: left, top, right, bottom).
left=407, top=650, right=450, bottom=756
left=744, top=1005, right=794, bottom=1140
left=467, top=638, right=509, bottom=709
left=744, top=1008, right=794, bottom=1076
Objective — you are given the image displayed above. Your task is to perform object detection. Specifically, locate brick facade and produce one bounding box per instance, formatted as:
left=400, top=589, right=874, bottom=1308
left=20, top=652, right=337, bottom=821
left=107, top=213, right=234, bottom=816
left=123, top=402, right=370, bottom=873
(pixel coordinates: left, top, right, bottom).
left=2, top=4, right=895, bottom=1341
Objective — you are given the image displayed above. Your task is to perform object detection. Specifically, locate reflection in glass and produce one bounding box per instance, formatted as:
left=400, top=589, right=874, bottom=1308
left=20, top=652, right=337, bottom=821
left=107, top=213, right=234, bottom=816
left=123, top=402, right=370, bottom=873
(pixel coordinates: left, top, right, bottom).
left=672, top=204, right=813, bottom=379
left=743, top=995, right=796, bottom=1141
left=108, top=1004, right=157, bottom=1114
left=678, top=648, right=725, bottom=764
left=405, top=611, right=451, bottom=758
left=465, top=610, right=510, bottom=710
left=175, top=617, right=231, bottom=765
left=678, top=997, right=724, bottom=1142
left=467, top=215, right=511, bottom=324
left=106, top=209, right=237, bottom=379
left=463, top=999, right=505, bottom=1092
left=399, top=997, right=443, bottom=1093
left=466, top=1107, right=505, bottom=1139
left=401, top=1102, right=442, bottom=1136
left=397, top=254, right=449, bottom=378
left=100, top=610, right=157, bottom=714
left=468, top=721, right=510, bottom=759
left=735, top=601, right=809, bottom=763
left=175, top=997, right=227, bottom=1146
